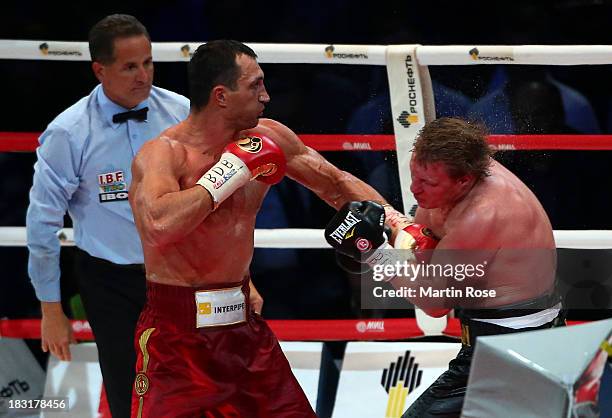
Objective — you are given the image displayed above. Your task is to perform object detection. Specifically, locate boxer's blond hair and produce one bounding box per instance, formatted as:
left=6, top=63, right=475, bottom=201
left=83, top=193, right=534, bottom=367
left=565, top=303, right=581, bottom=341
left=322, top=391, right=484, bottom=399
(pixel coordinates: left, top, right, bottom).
left=413, top=117, right=493, bottom=181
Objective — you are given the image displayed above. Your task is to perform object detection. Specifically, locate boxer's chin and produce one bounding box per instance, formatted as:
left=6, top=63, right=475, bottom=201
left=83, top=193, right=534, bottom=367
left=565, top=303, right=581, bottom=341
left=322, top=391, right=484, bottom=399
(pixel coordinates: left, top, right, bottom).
left=243, top=117, right=259, bottom=130
left=416, top=200, right=434, bottom=209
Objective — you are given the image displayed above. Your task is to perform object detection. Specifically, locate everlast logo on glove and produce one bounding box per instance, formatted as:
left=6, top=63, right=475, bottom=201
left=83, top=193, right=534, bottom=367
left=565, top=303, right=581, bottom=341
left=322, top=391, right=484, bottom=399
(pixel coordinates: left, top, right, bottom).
left=328, top=211, right=362, bottom=244
left=325, top=202, right=387, bottom=251
left=325, top=201, right=392, bottom=274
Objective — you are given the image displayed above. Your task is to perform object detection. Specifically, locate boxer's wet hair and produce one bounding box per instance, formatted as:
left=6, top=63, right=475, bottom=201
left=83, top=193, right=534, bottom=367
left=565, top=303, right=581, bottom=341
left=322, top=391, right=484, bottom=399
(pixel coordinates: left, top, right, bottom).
left=414, top=117, right=493, bottom=180
left=189, top=40, right=258, bottom=111
left=88, top=14, right=150, bottom=64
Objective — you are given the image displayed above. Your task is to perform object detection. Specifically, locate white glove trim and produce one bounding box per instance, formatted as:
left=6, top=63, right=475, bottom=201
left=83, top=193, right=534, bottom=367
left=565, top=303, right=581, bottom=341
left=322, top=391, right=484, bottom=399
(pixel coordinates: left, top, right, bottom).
left=196, top=153, right=250, bottom=210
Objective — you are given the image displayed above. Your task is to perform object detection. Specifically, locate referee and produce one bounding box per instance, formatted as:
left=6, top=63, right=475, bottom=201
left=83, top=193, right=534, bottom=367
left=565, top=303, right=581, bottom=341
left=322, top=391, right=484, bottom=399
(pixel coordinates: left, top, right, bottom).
left=26, top=15, right=189, bottom=418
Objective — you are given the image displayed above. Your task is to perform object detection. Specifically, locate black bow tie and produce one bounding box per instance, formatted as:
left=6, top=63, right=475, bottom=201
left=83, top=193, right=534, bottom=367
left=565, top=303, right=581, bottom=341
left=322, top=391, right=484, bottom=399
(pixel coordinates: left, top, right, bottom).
left=112, top=107, right=148, bottom=123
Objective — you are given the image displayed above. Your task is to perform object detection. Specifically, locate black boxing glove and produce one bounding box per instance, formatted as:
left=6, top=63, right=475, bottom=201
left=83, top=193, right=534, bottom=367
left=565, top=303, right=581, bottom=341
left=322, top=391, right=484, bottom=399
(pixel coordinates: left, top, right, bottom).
left=325, top=201, right=390, bottom=271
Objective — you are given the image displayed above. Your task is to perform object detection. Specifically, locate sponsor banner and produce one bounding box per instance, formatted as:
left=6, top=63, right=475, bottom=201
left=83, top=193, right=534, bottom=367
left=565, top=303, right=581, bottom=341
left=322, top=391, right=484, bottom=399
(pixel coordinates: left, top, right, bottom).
left=37, top=42, right=84, bottom=59
left=195, top=286, right=246, bottom=327
left=385, top=45, right=427, bottom=217
left=323, top=44, right=370, bottom=63
left=0, top=41, right=90, bottom=61
left=467, top=46, right=515, bottom=63
left=0, top=339, right=45, bottom=418
left=333, top=342, right=461, bottom=418
left=152, top=42, right=201, bottom=61
left=342, top=141, right=372, bottom=150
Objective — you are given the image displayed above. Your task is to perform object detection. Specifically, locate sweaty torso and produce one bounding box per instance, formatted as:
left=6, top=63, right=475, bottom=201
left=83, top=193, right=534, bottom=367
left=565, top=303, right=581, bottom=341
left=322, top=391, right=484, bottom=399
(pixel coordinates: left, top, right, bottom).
left=136, top=131, right=269, bottom=287
left=418, top=161, right=556, bottom=306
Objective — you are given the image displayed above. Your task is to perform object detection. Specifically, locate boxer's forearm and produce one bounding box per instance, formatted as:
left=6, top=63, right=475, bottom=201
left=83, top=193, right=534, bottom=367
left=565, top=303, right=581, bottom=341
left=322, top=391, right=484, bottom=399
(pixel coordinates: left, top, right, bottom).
left=136, top=186, right=214, bottom=246
left=327, top=170, right=387, bottom=210
left=288, top=149, right=385, bottom=209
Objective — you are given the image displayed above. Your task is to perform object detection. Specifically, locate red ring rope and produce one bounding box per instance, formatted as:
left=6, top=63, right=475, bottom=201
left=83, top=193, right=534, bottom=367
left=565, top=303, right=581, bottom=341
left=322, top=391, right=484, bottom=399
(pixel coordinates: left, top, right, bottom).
left=0, top=318, right=439, bottom=340
left=0, top=318, right=584, bottom=341
left=2, top=132, right=612, bottom=152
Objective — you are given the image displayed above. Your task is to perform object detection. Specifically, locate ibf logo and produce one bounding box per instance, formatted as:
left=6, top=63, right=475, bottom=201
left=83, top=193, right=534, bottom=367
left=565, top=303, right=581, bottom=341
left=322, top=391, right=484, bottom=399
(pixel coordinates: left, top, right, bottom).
left=381, top=350, right=422, bottom=417
left=98, top=170, right=129, bottom=202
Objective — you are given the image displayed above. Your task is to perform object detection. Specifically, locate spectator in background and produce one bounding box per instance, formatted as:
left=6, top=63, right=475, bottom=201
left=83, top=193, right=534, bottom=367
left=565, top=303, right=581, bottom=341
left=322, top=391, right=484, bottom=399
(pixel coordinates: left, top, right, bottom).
left=467, top=67, right=601, bottom=134
left=466, top=66, right=609, bottom=230
left=26, top=14, right=189, bottom=418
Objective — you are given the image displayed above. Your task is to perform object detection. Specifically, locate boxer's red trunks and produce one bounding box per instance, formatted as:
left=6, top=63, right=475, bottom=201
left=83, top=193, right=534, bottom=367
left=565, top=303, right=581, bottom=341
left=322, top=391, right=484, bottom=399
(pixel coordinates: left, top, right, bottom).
left=131, top=279, right=316, bottom=418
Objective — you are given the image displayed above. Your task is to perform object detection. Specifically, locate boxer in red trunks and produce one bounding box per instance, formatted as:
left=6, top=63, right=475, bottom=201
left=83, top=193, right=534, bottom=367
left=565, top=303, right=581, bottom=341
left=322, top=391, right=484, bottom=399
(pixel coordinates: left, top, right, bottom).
left=128, top=40, right=391, bottom=417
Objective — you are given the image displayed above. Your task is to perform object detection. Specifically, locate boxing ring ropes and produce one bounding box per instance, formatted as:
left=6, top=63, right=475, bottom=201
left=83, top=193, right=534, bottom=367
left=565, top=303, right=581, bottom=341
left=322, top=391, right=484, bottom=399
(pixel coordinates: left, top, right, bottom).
left=0, top=42, right=611, bottom=342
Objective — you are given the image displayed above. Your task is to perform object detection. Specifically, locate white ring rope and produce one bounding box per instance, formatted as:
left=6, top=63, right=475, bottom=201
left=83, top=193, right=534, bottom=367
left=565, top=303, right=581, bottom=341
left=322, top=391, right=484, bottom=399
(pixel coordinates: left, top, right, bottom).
left=1, top=41, right=612, bottom=65
left=0, top=41, right=386, bottom=64
left=1, top=227, right=611, bottom=249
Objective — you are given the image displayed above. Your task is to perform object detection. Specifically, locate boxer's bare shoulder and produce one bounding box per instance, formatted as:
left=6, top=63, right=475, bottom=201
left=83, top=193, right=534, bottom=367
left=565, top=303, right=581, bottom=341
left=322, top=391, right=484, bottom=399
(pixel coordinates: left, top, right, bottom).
left=132, top=134, right=189, bottom=181
left=440, top=201, right=499, bottom=249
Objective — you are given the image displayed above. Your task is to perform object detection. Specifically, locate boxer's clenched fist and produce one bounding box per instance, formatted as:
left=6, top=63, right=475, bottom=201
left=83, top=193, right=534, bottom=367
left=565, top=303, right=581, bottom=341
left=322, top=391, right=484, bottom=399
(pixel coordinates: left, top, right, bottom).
left=394, top=223, right=439, bottom=263
left=197, top=135, right=286, bottom=209
left=325, top=201, right=389, bottom=274
left=226, top=135, right=286, bottom=184
left=325, top=201, right=439, bottom=275
left=325, top=201, right=387, bottom=261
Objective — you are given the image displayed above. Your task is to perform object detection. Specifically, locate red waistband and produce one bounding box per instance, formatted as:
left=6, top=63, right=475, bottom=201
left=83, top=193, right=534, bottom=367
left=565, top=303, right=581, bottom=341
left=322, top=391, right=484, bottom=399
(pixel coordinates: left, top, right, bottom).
left=144, top=278, right=250, bottom=330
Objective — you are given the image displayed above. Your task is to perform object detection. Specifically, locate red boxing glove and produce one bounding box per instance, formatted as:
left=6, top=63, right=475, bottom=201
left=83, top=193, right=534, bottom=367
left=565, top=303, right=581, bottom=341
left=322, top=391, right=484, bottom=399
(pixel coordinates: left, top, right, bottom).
left=394, top=224, right=449, bottom=317
left=196, top=135, right=287, bottom=210
left=393, top=223, right=439, bottom=262
left=225, top=135, right=286, bottom=185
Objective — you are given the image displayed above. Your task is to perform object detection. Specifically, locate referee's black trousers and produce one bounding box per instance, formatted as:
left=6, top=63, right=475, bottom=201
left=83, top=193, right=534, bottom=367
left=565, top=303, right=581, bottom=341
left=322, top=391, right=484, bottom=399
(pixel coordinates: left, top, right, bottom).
left=74, top=247, right=146, bottom=418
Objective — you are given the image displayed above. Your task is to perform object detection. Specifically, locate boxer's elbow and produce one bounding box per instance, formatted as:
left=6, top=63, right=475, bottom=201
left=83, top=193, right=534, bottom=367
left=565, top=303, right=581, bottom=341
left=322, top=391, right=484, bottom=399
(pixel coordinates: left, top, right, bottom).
left=138, top=218, right=167, bottom=247
left=144, top=220, right=174, bottom=247
left=140, top=207, right=178, bottom=247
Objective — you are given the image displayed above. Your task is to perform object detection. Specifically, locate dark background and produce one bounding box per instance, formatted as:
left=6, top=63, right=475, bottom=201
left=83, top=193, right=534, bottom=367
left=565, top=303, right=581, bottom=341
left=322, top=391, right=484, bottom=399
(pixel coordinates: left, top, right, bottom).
left=1, top=0, right=612, bottom=322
